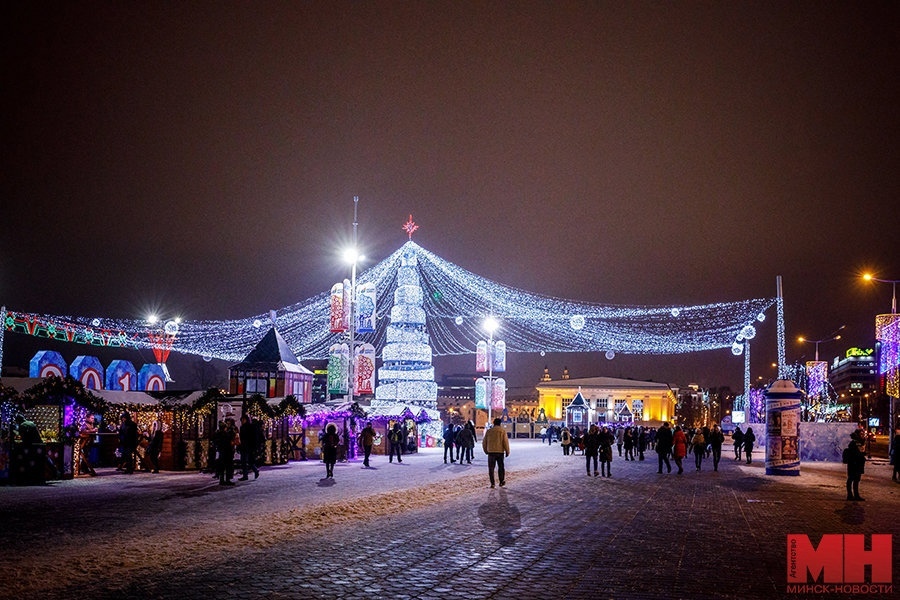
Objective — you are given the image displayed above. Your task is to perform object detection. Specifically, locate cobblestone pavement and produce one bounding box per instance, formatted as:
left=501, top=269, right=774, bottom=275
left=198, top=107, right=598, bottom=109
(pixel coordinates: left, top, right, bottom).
left=1, top=440, right=898, bottom=600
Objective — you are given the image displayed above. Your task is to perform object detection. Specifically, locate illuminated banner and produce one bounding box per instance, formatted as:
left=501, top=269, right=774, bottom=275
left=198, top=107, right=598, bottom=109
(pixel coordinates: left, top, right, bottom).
left=327, top=343, right=349, bottom=395
left=356, top=282, right=376, bottom=333
left=476, top=341, right=488, bottom=372
left=475, top=378, right=487, bottom=409
left=355, top=343, right=376, bottom=395
left=329, top=283, right=345, bottom=333
left=342, top=279, right=352, bottom=332
left=492, top=341, right=506, bottom=373
left=29, top=350, right=66, bottom=379
left=138, top=364, right=166, bottom=391
left=106, top=360, right=137, bottom=391
left=491, top=377, right=507, bottom=410
left=69, top=355, right=104, bottom=389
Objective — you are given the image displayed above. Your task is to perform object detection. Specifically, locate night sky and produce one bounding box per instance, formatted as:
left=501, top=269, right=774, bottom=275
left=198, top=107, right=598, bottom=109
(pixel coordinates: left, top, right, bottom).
left=3, top=3, right=899, bottom=391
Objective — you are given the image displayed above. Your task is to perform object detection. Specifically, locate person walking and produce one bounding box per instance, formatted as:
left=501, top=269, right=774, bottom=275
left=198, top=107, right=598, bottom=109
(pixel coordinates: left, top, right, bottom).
left=891, top=427, right=899, bottom=483
left=321, top=423, right=339, bottom=479
left=146, top=420, right=163, bottom=474
left=672, top=425, right=688, bottom=475
left=560, top=426, right=572, bottom=456
left=214, top=418, right=237, bottom=485
left=77, top=414, right=98, bottom=476
left=482, top=418, right=510, bottom=488
left=388, top=422, right=403, bottom=463
left=442, top=423, right=456, bottom=463
left=743, top=426, right=756, bottom=464
left=119, top=412, right=139, bottom=475
left=732, top=426, right=744, bottom=461
left=708, top=424, right=725, bottom=471
left=616, top=426, right=625, bottom=457
left=540, top=426, right=548, bottom=444
left=655, top=422, right=674, bottom=474
left=598, top=425, right=614, bottom=477
left=623, top=427, right=635, bottom=461
left=691, top=428, right=706, bottom=471
left=584, top=424, right=601, bottom=476
left=843, top=433, right=867, bottom=501
left=238, top=415, right=260, bottom=480
left=360, top=422, right=376, bottom=468
left=456, top=423, right=475, bottom=464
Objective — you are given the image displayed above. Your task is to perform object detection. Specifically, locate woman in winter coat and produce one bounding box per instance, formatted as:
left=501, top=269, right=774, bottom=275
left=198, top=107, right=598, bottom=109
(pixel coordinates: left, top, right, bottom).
left=583, top=424, right=602, bottom=476
left=743, top=427, right=756, bottom=464
left=672, top=426, right=688, bottom=474
left=691, top=429, right=706, bottom=471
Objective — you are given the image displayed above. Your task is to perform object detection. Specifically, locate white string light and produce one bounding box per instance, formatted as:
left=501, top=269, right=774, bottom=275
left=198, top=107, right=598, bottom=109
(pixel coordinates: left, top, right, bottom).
left=4, top=241, right=777, bottom=363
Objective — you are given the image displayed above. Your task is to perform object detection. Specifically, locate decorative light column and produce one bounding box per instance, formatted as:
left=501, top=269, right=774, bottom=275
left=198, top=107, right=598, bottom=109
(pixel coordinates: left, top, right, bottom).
left=476, top=316, right=506, bottom=425
left=798, top=325, right=844, bottom=420
left=865, top=273, right=899, bottom=446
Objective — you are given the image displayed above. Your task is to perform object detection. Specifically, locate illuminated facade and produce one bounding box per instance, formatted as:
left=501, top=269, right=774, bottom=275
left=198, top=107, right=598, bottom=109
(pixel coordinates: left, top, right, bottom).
left=536, top=376, right=676, bottom=426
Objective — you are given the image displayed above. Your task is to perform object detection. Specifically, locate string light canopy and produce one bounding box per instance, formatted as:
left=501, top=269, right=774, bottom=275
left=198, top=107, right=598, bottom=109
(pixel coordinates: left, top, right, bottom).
left=3, top=241, right=776, bottom=362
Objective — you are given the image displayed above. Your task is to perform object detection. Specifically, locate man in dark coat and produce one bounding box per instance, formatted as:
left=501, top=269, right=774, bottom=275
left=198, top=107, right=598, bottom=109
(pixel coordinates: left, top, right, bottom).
left=655, top=421, right=674, bottom=474
left=238, top=414, right=260, bottom=480
left=844, top=437, right=867, bottom=501
left=443, top=423, right=456, bottom=464
left=119, top=412, right=139, bottom=474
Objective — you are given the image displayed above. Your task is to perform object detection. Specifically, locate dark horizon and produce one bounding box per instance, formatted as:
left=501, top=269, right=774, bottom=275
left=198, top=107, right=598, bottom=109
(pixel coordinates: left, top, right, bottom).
left=3, top=3, right=898, bottom=392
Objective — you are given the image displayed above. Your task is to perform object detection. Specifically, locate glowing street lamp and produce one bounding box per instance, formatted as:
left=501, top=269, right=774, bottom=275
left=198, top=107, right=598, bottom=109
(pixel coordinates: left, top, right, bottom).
left=863, top=273, right=899, bottom=314
left=797, top=325, right=845, bottom=361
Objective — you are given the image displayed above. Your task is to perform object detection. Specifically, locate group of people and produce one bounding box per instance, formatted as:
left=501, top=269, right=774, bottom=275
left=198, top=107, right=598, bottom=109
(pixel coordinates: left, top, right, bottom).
left=211, top=414, right=263, bottom=486
left=547, top=421, right=756, bottom=477
left=442, top=421, right=477, bottom=464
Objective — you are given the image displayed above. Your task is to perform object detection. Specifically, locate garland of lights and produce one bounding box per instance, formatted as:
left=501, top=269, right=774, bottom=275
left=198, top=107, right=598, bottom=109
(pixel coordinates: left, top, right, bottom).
left=2, top=241, right=777, bottom=363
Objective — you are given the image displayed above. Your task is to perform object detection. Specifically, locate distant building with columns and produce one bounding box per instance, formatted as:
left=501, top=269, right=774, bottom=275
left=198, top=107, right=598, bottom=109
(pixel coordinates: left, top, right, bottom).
left=536, top=375, right=677, bottom=427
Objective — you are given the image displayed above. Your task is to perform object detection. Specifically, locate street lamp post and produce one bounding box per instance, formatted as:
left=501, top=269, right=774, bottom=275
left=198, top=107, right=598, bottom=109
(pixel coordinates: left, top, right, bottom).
left=797, top=325, right=845, bottom=361
left=863, top=273, right=899, bottom=314
left=483, top=316, right=499, bottom=424
left=343, top=196, right=362, bottom=403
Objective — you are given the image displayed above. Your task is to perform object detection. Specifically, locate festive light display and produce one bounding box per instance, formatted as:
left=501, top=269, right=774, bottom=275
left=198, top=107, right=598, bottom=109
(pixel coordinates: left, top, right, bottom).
left=875, top=314, right=900, bottom=398
left=805, top=361, right=828, bottom=399
left=1, top=241, right=777, bottom=364
left=374, top=245, right=438, bottom=408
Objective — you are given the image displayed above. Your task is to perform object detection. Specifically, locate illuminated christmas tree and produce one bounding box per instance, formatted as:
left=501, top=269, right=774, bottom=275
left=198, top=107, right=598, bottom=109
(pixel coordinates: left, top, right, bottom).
left=374, top=221, right=438, bottom=410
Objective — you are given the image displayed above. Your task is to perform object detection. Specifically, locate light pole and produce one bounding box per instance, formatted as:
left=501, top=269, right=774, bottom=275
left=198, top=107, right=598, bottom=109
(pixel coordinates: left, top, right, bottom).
left=483, top=316, right=499, bottom=425
left=797, top=325, right=845, bottom=361
left=863, top=273, right=899, bottom=314
left=343, top=196, right=363, bottom=402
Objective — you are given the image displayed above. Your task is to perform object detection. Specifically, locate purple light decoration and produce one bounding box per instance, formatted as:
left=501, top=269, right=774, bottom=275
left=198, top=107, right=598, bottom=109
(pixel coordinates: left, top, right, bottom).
left=876, top=315, right=900, bottom=397
left=805, top=361, right=828, bottom=399
left=749, top=388, right=766, bottom=423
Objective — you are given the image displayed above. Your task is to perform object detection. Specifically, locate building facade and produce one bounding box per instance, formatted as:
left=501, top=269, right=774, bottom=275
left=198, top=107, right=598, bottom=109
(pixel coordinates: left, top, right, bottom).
left=536, top=376, right=677, bottom=427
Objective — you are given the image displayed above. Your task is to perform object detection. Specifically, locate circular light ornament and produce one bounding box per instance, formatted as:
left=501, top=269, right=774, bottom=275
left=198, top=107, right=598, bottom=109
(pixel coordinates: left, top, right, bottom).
left=203, top=355, right=212, bottom=362
left=736, top=334, right=745, bottom=342
left=757, top=312, right=766, bottom=322
left=91, top=318, right=101, bottom=327
left=671, top=308, right=681, bottom=317
left=253, top=319, right=262, bottom=328
left=741, top=325, right=757, bottom=340
left=164, top=320, right=179, bottom=335
left=570, top=315, right=585, bottom=330
left=605, top=350, right=616, bottom=360
left=731, top=342, right=744, bottom=356
left=540, top=350, right=546, bottom=357
left=455, top=316, right=464, bottom=325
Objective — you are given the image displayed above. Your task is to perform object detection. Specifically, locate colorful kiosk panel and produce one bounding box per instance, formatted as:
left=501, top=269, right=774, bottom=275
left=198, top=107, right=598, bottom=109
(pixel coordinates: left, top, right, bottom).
left=105, top=360, right=138, bottom=391
left=69, top=355, right=105, bottom=389
left=29, top=350, right=67, bottom=379
left=138, top=364, right=167, bottom=391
